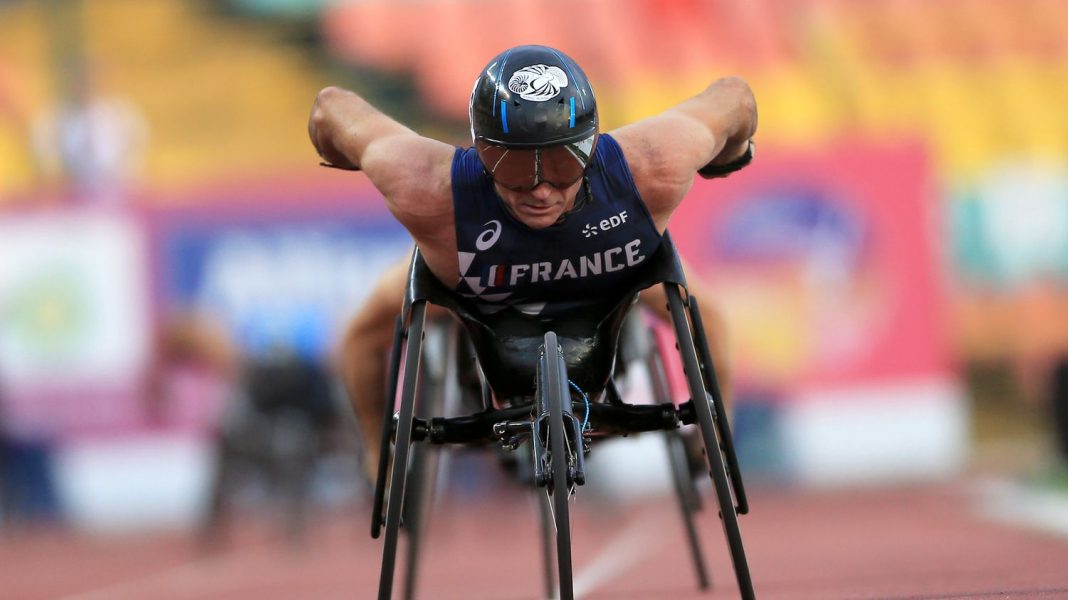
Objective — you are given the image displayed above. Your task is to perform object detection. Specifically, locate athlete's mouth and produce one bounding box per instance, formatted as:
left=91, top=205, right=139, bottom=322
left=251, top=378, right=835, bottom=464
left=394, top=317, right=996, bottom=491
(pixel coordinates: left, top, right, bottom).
left=522, top=201, right=555, bottom=211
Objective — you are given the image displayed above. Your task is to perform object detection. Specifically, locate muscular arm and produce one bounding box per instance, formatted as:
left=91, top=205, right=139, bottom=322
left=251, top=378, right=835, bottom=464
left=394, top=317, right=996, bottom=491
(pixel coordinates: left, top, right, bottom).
left=610, top=77, right=757, bottom=231
left=335, top=255, right=451, bottom=476
left=308, top=87, right=460, bottom=282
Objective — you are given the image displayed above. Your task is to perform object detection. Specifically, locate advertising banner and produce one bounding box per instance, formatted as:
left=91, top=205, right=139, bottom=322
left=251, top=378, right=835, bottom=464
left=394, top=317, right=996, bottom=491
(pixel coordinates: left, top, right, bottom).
left=154, top=197, right=411, bottom=362
left=666, top=141, right=964, bottom=484
left=0, top=211, right=151, bottom=438
left=670, top=141, right=951, bottom=395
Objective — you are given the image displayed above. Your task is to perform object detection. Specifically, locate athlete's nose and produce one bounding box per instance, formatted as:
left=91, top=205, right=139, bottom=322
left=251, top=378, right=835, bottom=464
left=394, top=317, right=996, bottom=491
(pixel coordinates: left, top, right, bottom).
left=530, top=182, right=554, bottom=201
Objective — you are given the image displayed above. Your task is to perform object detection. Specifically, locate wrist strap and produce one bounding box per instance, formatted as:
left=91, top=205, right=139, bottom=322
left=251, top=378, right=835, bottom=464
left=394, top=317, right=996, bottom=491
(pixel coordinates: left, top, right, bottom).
left=698, top=139, right=753, bottom=178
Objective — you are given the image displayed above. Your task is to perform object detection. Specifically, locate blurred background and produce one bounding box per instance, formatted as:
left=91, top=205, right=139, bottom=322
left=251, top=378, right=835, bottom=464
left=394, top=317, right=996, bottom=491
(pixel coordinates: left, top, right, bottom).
left=0, top=0, right=1066, bottom=544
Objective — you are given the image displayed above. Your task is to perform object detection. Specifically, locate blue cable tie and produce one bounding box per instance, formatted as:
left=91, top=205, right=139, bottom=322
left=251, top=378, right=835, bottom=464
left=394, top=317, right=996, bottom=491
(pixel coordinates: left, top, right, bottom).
left=568, top=379, right=590, bottom=431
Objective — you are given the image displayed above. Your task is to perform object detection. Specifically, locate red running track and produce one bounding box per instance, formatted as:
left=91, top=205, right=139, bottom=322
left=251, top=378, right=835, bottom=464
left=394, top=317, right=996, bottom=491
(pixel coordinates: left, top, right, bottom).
left=4, top=481, right=1068, bottom=599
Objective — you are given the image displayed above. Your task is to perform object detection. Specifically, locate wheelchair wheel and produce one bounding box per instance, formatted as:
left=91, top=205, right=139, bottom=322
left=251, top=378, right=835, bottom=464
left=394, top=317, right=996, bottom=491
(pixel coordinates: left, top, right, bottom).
left=401, top=321, right=453, bottom=600
left=687, top=296, right=748, bottom=515
left=399, top=408, right=435, bottom=600
left=665, top=430, right=711, bottom=589
left=541, top=331, right=574, bottom=600
left=536, top=483, right=557, bottom=600
left=646, top=333, right=710, bottom=589
left=400, top=435, right=437, bottom=600
left=665, top=286, right=755, bottom=600
left=630, top=309, right=711, bottom=590
left=378, top=302, right=428, bottom=600
left=372, top=316, right=406, bottom=540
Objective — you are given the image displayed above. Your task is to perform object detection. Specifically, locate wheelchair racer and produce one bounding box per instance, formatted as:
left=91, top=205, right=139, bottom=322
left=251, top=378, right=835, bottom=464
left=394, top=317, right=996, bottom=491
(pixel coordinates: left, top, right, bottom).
left=309, top=45, right=757, bottom=473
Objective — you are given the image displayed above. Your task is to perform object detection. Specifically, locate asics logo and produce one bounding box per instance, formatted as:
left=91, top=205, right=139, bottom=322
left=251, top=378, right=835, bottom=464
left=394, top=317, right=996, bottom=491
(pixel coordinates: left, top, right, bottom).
left=582, top=211, right=629, bottom=238
left=476, top=220, right=502, bottom=250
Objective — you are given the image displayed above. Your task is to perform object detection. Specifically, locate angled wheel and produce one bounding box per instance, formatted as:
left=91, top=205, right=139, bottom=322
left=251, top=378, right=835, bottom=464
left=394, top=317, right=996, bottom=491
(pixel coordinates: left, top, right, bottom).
left=400, top=434, right=438, bottom=600
left=540, top=331, right=574, bottom=600
left=537, top=484, right=557, bottom=600
left=665, top=286, right=755, bottom=600
left=648, top=331, right=710, bottom=590
left=665, top=430, right=711, bottom=589
left=377, top=302, right=428, bottom=600
left=399, top=397, right=436, bottom=600
left=687, top=296, right=748, bottom=515
left=372, top=316, right=406, bottom=540
left=400, top=320, right=454, bottom=600
left=627, top=308, right=711, bottom=590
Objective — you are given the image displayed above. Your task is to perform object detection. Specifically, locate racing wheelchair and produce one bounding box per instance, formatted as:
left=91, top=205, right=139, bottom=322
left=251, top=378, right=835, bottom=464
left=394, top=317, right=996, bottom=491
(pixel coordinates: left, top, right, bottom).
left=370, top=233, right=753, bottom=600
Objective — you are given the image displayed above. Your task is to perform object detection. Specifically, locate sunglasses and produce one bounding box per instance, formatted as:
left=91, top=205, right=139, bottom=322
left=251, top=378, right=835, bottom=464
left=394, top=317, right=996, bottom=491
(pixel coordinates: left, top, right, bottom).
left=476, top=134, right=597, bottom=192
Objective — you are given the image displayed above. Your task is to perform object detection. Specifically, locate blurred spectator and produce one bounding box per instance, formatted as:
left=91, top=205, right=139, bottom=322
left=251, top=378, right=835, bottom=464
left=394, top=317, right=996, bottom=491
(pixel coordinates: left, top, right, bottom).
left=0, top=380, right=8, bottom=528
left=149, top=310, right=241, bottom=430
left=31, top=63, right=147, bottom=205
left=0, top=369, right=62, bottom=530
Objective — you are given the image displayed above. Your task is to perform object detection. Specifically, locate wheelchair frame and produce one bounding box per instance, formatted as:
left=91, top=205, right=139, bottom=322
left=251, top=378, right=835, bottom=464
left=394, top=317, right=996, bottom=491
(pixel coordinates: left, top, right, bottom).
left=370, top=233, right=754, bottom=600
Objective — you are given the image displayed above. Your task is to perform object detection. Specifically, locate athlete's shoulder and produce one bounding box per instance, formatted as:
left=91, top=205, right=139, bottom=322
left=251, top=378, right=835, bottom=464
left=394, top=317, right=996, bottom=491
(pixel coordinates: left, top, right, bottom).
left=587, top=132, right=644, bottom=203
left=451, top=146, right=485, bottom=187
left=593, top=132, right=625, bottom=163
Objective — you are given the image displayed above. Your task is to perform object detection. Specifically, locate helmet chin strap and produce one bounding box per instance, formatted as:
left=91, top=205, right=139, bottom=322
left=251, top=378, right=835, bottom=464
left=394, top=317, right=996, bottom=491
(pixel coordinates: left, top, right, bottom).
left=555, top=175, right=591, bottom=224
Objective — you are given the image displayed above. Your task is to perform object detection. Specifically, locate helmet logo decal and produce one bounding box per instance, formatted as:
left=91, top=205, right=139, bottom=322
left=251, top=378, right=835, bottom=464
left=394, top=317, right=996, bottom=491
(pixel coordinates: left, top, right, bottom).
left=508, top=65, right=568, bottom=102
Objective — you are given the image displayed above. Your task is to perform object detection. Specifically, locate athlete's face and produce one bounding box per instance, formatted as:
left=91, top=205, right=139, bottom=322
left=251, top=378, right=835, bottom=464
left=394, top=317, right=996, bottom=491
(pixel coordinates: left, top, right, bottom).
left=494, top=178, right=583, bottom=229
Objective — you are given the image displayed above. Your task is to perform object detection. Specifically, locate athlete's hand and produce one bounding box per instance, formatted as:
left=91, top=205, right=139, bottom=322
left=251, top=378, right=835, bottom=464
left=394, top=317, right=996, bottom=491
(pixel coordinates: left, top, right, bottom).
left=715, top=137, right=753, bottom=166
left=308, top=87, right=362, bottom=171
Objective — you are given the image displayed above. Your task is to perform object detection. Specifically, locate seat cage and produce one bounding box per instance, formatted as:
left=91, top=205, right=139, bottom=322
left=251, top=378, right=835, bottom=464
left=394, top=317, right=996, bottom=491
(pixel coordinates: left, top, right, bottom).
left=401, top=233, right=690, bottom=406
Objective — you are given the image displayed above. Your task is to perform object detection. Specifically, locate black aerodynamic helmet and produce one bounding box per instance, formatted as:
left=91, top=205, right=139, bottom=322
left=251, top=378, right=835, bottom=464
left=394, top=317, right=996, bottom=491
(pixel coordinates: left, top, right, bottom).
left=470, top=45, right=599, bottom=191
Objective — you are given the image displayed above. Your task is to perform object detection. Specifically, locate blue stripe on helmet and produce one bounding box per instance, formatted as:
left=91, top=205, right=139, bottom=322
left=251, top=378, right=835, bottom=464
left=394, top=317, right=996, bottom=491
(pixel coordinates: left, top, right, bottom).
left=500, top=100, right=509, bottom=133
left=569, top=96, right=576, bottom=128
left=491, top=51, right=511, bottom=116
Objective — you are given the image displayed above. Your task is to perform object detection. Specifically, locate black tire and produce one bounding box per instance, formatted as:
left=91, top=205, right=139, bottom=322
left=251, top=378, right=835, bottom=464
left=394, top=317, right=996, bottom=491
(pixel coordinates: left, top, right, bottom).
left=666, top=431, right=710, bottom=589
left=665, top=287, right=755, bottom=600
left=378, top=303, right=427, bottom=600
left=372, top=316, right=406, bottom=540
left=542, top=332, right=574, bottom=600
left=637, top=311, right=711, bottom=589
left=401, top=438, right=436, bottom=600
left=687, top=296, right=748, bottom=515
left=537, top=486, right=557, bottom=600
left=646, top=335, right=703, bottom=510
left=401, top=323, right=451, bottom=600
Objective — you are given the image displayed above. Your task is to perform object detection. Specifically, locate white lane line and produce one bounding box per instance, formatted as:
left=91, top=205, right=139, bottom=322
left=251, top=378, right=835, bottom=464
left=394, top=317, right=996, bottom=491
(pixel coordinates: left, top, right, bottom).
left=552, top=508, right=667, bottom=600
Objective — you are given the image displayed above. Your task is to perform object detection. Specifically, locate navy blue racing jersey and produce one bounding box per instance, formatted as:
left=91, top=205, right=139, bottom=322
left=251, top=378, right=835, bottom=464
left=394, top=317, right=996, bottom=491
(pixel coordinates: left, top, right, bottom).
left=451, top=133, right=663, bottom=319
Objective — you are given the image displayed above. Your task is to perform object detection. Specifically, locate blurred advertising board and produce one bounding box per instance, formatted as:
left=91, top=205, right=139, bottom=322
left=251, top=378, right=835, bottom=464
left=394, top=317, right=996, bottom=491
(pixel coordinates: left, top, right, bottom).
left=670, top=141, right=966, bottom=485
left=953, top=163, right=1068, bottom=286
left=0, top=183, right=411, bottom=441
left=0, top=211, right=151, bottom=439
left=151, top=187, right=411, bottom=362
left=674, top=140, right=951, bottom=389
